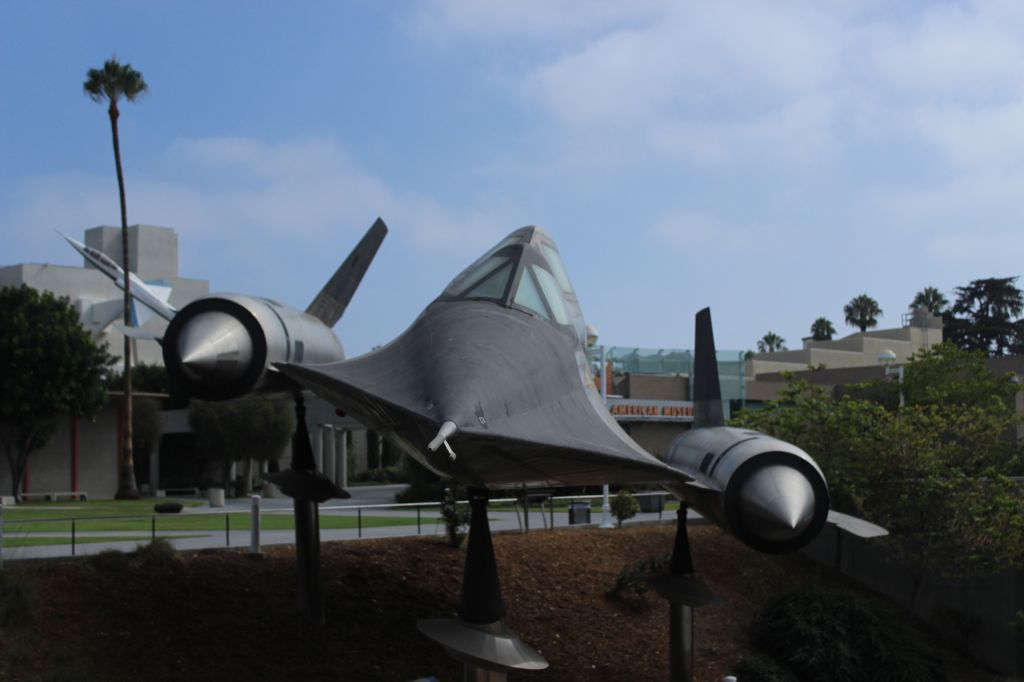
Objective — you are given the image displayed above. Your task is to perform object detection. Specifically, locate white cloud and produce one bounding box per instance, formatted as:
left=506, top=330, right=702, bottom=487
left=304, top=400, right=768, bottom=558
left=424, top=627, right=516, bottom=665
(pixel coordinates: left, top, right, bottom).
left=865, top=0, right=1024, bottom=101
left=416, top=0, right=1024, bottom=178
left=650, top=94, right=842, bottom=166
left=4, top=137, right=504, bottom=267
left=913, top=101, right=1024, bottom=172
left=526, top=2, right=841, bottom=127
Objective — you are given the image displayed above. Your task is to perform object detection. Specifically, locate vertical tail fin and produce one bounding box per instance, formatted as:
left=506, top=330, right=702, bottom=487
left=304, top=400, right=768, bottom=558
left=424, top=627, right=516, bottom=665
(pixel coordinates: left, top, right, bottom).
left=305, top=218, right=388, bottom=326
left=693, top=307, right=724, bottom=428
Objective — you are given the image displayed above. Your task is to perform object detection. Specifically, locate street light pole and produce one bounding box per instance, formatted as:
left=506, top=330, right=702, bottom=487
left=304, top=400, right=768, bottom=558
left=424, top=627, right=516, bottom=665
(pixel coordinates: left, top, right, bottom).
left=599, top=344, right=614, bottom=529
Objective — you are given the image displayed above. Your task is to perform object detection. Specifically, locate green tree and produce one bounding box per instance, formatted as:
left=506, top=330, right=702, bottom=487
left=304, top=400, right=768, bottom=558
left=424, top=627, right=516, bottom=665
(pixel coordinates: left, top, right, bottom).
left=809, top=317, right=836, bottom=341
left=757, top=331, right=787, bottom=353
left=732, top=354, right=1023, bottom=611
left=189, top=398, right=294, bottom=494
left=843, top=293, right=882, bottom=333
left=84, top=58, right=149, bottom=499
left=910, top=286, right=948, bottom=315
left=0, top=286, right=114, bottom=498
left=610, top=489, right=640, bottom=527
left=944, top=277, right=1024, bottom=356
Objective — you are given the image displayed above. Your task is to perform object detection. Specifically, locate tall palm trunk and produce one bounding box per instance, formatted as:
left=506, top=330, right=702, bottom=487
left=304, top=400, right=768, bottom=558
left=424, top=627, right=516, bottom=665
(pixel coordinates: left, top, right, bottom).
left=110, top=101, right=138, bottom=499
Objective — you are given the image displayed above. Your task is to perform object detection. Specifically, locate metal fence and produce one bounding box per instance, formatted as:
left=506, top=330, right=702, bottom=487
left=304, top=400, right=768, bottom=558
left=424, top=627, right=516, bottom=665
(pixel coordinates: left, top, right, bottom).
left=0, top=491, right=673, bottom=563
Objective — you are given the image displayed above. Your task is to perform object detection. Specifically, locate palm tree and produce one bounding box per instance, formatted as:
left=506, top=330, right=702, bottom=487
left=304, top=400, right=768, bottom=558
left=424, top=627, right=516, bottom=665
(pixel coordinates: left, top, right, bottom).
left=809, top=317, right=836, bottom=341
left=910, top=286, right=948, bottom=315
left=757, top=331, right=787, bottom=353
left=844, top=294, right=882, bottom=333
left=84, top=58, right=148, bottom=499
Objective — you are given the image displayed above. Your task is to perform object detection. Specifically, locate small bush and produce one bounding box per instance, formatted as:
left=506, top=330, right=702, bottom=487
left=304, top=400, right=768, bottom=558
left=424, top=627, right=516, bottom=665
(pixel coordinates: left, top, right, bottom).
left=732, top=653, right=799, bottom=682
left=750, top=589, right=945, bottom=682
left=606, top=554, right=669, bottom=610
left=440, top=487, right=469, bottom=548
left=135, top=538, right=179, bottom=570
left=0, top=571, right=35, bottom=627
left=609, top=489, right=640, bottom=527
left=88, top=549, right=127, bottom=572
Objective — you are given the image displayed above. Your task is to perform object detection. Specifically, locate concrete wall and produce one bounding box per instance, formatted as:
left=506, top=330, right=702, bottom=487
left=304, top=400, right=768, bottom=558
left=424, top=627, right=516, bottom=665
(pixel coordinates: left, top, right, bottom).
left=803, top=526, right=1024, bottom=674
left=0, top=407, right=120, bottom=499
left=86, top=224, right=179, bottom=281
left=618, top=374, right=689, bottom=400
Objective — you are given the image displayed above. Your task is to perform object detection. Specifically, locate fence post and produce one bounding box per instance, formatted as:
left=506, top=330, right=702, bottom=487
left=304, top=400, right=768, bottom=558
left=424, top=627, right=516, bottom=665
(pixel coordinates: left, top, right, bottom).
left=71, top=519, right=76, bottom=557
left=226, top=514, right=230, bottom=547
left=417, top=507, right=421, bottom=535
left=550, top=496, right=554, bottom=529
left=357, top=508, right=362, bottom=538
left=250, top=494, right=262, bottom=556
left=151, top=516, right=156, bottom=541
left=0, top=501, right=4, bottom=569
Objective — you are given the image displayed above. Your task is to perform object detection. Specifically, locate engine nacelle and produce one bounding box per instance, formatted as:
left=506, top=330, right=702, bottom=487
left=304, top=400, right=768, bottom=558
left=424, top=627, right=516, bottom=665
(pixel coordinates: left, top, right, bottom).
left=163, top=294, right=345, bottom=401
left=665, top=426, right=829, bottom=554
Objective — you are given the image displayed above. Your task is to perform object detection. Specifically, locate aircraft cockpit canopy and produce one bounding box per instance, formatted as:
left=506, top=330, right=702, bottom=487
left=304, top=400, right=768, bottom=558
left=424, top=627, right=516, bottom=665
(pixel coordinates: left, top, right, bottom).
left=442, top=227, right=588, bottom=345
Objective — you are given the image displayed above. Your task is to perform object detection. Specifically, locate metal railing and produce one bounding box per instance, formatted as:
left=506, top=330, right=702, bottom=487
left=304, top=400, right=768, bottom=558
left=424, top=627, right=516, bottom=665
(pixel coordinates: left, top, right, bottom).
left=0, top=491, right=674, bottom=563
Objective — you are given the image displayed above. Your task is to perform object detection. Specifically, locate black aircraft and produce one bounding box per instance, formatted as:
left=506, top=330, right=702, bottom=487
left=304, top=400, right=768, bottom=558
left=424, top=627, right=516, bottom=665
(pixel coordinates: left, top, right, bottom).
left=273, top=225, right=833, bottom=551
left=160, top=221, right=881, bottom=677
left=275, top=226, right=689, bottom=489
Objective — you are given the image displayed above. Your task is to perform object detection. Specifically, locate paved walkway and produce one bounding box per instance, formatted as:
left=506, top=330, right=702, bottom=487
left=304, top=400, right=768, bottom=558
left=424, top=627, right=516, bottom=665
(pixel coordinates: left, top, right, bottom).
left=0, top=485, right=696, bottom=561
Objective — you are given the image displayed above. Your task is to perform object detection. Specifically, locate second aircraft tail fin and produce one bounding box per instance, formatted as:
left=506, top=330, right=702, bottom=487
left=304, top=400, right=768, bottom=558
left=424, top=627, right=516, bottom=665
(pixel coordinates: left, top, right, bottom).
left=305, top=218, right=388, bottom=327
left=693, top=307, right=725, bottom=428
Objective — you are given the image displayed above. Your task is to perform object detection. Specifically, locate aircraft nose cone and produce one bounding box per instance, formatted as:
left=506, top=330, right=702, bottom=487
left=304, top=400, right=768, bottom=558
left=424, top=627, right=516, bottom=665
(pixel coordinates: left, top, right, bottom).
left=737, top=464, right=816, bottom=543
left=175, top=311, right=253, bottom=386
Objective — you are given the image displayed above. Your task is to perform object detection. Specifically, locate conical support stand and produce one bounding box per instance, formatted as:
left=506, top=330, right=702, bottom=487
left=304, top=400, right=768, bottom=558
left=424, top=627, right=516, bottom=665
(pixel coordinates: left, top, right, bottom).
left=262, top=394, right=345, bottom=626
left=419, top=488, right=548, bottom=681
left=644, top=506, right=722, bottom=682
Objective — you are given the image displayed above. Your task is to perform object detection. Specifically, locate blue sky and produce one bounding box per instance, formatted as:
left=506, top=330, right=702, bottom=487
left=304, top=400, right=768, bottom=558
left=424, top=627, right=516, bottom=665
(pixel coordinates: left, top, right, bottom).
left=3, top=1, right=1023, bottom=356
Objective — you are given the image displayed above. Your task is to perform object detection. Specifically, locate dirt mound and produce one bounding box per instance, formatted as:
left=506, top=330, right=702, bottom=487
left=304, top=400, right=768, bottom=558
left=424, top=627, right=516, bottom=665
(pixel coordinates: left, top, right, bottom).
left=0, top=525, right=992, bottom=681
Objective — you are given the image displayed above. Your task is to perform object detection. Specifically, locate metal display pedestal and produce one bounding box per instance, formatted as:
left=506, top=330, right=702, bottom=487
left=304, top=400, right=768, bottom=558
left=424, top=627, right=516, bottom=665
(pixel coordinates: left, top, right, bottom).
left=419, top=489, right=547, bottom=680
left=645, top=506, right=722, bottom=682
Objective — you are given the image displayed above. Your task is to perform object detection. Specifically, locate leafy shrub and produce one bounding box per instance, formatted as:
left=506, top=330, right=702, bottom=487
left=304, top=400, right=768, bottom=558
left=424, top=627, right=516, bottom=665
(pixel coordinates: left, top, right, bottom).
left=606, top=554, right=669, bottom=610
left=609, top=489, right=640, bottom=527
left=135, top=538, right=180, bottom=571
left=732, top=653, right=799, bottom=682
left=749, top=589, right=945, bottom=682
left=88, top=549, right=127, bottom=572
left=440, top=487, right=469, bottom=548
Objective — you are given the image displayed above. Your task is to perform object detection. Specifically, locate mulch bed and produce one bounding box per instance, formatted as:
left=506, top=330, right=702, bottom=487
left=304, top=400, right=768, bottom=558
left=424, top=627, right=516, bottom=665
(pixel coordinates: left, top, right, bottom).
left=0, top=524, right=996, bottom=681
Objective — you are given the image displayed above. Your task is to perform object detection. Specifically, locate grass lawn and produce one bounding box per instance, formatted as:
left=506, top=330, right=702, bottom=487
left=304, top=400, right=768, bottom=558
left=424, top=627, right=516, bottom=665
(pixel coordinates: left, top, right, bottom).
left=2, top=513, right=425, bottom=534
left=2, top=496, right=427, bottom=535
left=4, top=498, right=203, bottom=518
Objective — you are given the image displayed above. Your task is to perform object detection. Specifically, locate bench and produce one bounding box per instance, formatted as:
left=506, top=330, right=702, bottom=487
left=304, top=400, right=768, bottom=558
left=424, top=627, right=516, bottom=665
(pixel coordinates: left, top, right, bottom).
left=20, top=491, right=89, bottom=502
